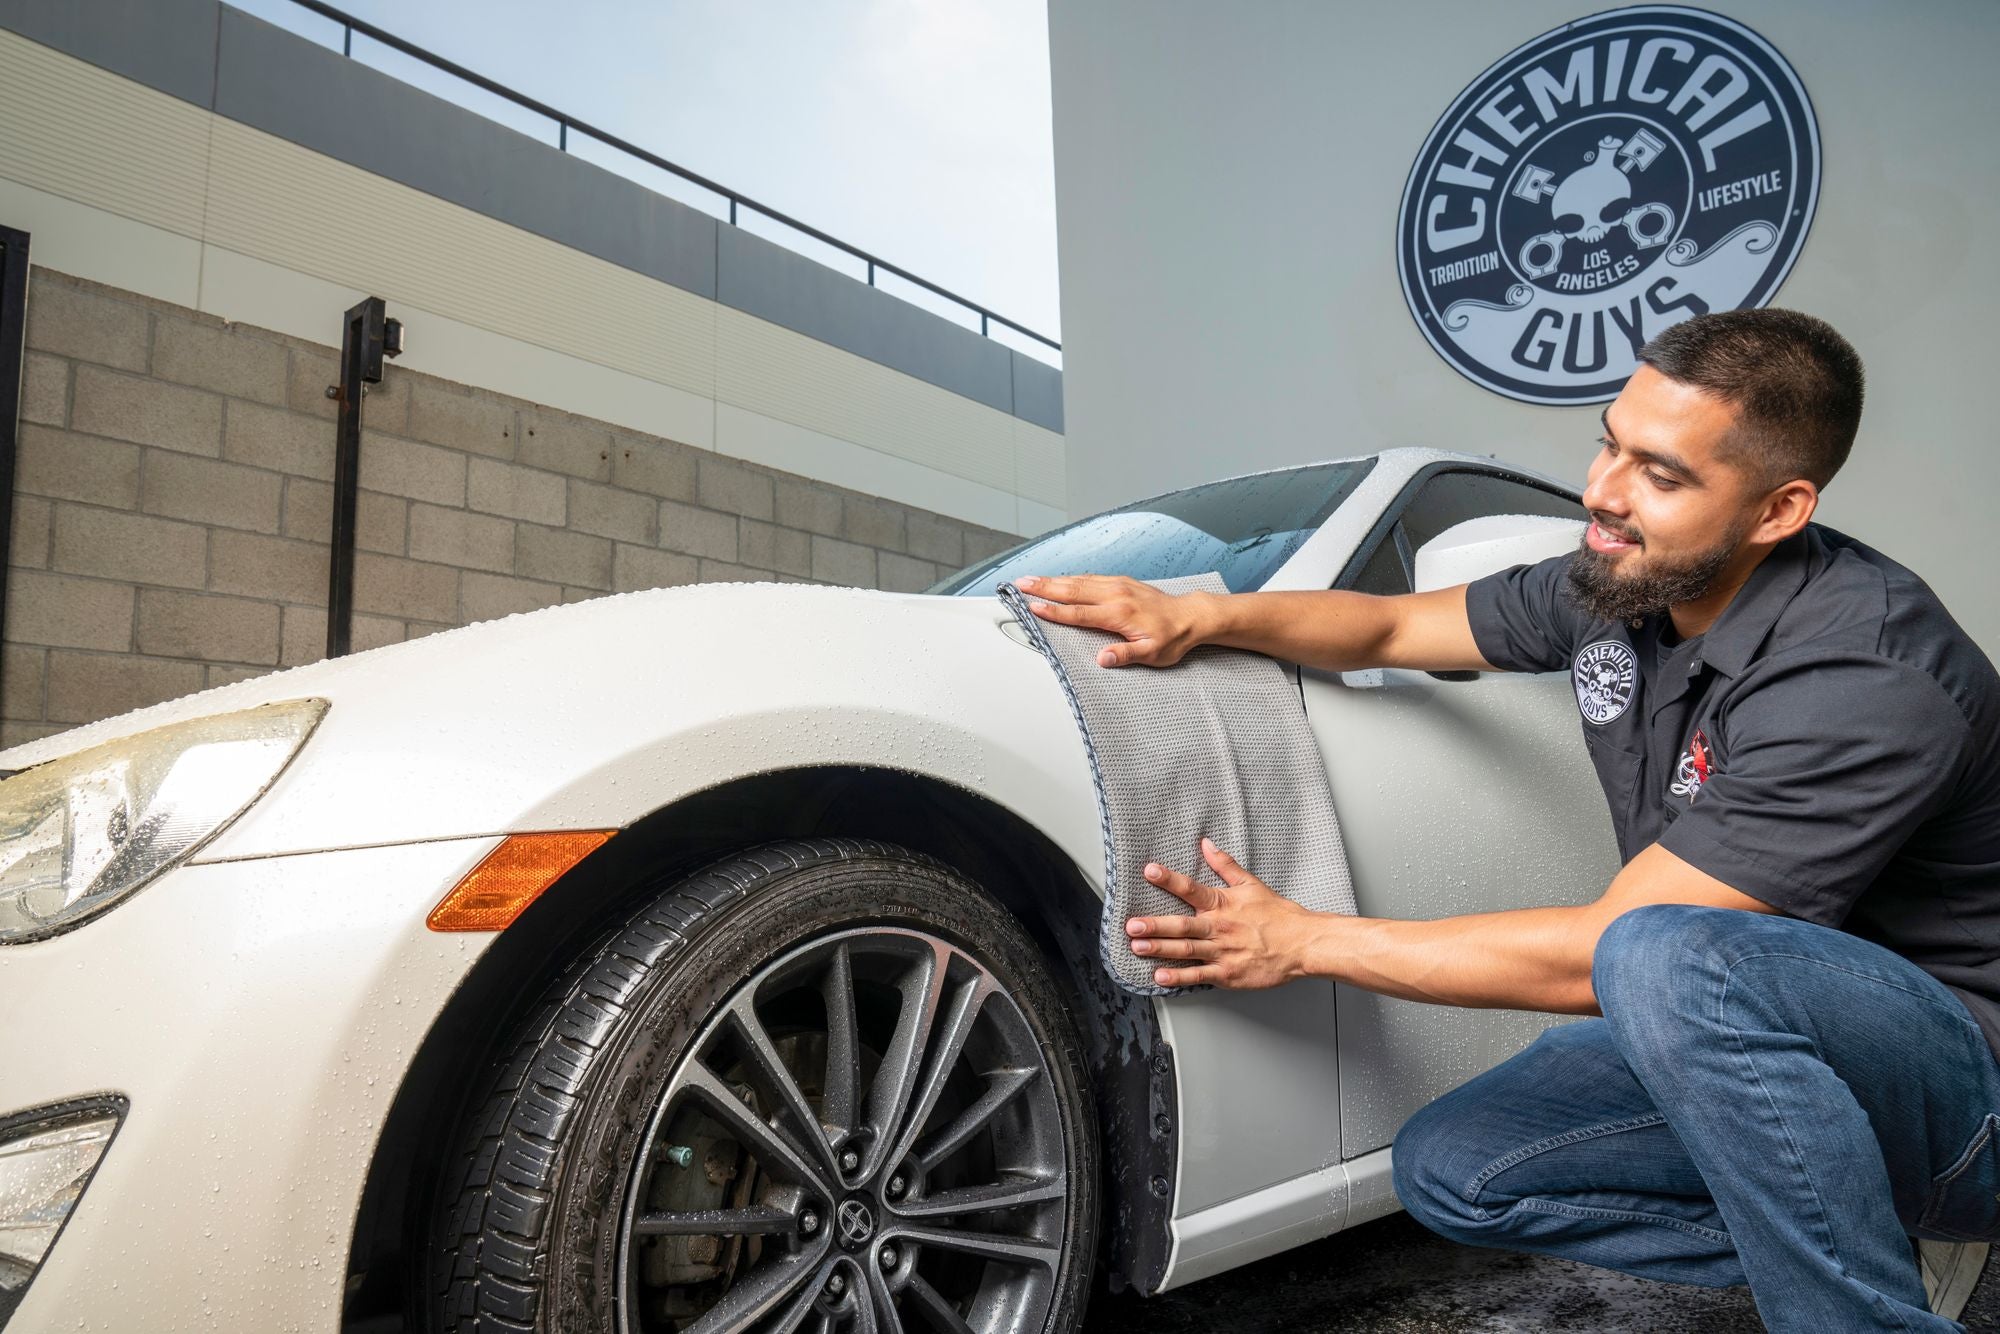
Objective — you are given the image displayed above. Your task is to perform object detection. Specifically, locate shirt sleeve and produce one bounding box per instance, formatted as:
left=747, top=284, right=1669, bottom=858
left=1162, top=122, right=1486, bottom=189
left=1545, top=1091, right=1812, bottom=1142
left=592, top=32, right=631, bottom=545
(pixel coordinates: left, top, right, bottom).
left=1463, top=553, right=1581, bottom=674
left=1656, top=654, right=1972, bottom=925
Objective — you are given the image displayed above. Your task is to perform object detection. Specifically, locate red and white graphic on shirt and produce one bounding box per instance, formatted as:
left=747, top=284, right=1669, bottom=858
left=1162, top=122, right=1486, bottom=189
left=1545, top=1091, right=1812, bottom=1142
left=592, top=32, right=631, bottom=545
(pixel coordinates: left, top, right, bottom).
left=1670, top=729, right=1715, bottom=801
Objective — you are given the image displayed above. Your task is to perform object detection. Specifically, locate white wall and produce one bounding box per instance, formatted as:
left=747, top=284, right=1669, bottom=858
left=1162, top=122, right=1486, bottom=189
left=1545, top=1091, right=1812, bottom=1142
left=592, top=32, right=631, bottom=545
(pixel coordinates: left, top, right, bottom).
left=1049, top=0, right=2000, bottom=649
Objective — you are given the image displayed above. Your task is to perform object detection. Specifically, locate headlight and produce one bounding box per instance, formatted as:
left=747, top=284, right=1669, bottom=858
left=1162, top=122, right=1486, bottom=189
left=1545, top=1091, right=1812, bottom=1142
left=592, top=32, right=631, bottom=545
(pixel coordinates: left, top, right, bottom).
left=0, top=1099, right=124, bottom=1325
left=0, top=700, right=327, bottom=944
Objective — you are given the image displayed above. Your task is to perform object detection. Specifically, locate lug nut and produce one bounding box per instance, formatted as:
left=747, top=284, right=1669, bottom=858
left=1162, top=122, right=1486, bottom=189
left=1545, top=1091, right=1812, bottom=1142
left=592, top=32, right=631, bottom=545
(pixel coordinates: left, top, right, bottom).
left=840, top=1148, right=860, bottom=1172
left=825, top=1271, right=847, bottom=1297
left=878, top=1244, right=900, bottom=1270
left=886, top=1174, right=906, bottom=1199
left=800, top=1210, right=819, bottom=1235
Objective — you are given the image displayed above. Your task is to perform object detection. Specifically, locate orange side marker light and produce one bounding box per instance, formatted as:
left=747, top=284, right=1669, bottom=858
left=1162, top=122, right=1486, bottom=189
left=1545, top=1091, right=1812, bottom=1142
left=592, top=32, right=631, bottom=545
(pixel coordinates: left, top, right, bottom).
left=427, top=830, right=616, bottom=932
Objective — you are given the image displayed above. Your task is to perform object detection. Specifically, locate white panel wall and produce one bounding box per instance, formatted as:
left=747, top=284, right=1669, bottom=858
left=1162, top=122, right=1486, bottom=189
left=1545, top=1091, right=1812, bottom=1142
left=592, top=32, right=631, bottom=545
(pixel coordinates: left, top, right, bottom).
left=0, top=28, right=1062, bottom=536
left=1049, top=0, right=2000, bottom=649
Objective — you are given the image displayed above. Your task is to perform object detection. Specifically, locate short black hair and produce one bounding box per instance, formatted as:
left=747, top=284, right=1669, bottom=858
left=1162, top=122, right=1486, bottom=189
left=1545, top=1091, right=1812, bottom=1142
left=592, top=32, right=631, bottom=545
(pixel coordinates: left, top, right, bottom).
left=1637, top=308, right=1864, bottom=490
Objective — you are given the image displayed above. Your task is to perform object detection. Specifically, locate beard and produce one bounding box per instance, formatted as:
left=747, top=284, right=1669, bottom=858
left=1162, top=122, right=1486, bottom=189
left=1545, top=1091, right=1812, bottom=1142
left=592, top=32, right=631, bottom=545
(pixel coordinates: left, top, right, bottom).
left=1565, top=518, right=1747, bottom=623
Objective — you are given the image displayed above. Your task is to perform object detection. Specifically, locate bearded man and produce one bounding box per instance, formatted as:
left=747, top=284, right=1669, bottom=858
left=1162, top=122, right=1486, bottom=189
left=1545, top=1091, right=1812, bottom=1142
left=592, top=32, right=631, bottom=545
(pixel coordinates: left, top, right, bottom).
left=1016, top=309, right=2000, bottom=1331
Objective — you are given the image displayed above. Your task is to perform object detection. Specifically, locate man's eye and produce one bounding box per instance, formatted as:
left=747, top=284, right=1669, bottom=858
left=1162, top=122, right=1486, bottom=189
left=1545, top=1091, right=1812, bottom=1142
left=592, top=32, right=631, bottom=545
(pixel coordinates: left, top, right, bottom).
left=1597, top=436, right=1617, bottom=454
left=1645, top=470, right=1680, bottom=490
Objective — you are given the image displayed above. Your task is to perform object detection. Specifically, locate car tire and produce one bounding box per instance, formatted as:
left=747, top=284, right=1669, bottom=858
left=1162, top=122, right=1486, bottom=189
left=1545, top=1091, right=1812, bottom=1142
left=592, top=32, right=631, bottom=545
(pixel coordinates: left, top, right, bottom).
left=429, top=837, right=1100, bottom=1333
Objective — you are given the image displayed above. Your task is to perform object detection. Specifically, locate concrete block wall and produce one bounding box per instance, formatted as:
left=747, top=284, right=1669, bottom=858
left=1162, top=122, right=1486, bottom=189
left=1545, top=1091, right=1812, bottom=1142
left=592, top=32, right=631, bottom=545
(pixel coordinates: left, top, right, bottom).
left=4, top=268, right=1021, bottom=746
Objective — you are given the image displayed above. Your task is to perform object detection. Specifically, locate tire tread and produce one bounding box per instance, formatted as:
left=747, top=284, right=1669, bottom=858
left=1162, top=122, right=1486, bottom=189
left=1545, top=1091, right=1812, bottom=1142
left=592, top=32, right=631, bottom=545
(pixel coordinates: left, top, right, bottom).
left=430, top=838, right=950, bottom=1331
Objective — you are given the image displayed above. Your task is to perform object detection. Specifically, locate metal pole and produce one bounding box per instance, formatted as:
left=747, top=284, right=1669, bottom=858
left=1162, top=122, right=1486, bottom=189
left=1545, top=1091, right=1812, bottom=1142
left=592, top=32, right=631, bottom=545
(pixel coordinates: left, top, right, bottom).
left=328, top=297, right=393, bottom=658
left=0, top=226, right=29, bottom=712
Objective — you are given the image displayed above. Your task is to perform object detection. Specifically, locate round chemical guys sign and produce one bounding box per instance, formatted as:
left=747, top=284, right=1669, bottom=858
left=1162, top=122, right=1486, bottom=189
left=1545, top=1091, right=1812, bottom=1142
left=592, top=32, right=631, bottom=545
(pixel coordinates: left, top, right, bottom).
left=1397, top=6, right=1819, bottom=404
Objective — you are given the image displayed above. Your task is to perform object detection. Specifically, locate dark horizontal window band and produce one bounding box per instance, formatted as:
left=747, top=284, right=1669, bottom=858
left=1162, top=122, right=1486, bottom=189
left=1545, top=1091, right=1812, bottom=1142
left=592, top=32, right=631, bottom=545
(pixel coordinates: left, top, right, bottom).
left=0, top=0, right=1064, bottom=434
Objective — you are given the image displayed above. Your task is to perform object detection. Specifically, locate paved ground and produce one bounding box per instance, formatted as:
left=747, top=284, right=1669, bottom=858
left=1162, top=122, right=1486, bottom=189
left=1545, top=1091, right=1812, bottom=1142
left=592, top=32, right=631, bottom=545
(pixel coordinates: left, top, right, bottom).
left=1086, top=1211, right=2000, bottom=1332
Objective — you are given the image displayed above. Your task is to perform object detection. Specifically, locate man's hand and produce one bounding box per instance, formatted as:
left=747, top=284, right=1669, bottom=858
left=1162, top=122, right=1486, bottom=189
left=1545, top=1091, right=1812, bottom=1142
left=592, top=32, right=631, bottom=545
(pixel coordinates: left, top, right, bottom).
left=1127, top=837, right=1324, bottom=988
left=1016, top=575, right=1496, bottom=675
left=1014, top=574, right=1216, bottom=668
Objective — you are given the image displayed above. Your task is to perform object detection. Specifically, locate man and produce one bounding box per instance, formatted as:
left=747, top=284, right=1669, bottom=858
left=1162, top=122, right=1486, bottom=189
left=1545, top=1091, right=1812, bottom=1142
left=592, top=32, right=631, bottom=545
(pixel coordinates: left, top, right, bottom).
left=1016, top=309, right=2000, bottom=1331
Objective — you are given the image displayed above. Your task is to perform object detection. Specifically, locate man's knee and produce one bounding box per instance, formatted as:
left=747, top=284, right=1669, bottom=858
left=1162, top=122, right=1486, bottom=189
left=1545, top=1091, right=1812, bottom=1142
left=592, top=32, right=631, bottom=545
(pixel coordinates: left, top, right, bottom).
left=1594, top=903, right=1736, bottom=1009
left=1390, top=1058, right=1557, bottom=1239
left=1593, top=902, right=1808, bottom=1056
left=1392, top=1096, right=1481, bottom=1236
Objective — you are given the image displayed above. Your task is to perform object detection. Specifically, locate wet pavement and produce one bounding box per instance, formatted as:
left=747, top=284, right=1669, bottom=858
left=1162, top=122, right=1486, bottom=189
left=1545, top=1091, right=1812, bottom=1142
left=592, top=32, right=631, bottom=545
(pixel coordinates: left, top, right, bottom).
left=1086, top=1210, right=2000, bottom=1332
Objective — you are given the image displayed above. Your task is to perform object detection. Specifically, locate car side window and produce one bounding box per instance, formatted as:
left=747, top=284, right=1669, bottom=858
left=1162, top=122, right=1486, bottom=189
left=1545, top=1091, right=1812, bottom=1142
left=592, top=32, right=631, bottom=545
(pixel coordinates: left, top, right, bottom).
left=1350, top=528, right=1413, bottom=596
left=1342, top=469, right=1583, bottom=594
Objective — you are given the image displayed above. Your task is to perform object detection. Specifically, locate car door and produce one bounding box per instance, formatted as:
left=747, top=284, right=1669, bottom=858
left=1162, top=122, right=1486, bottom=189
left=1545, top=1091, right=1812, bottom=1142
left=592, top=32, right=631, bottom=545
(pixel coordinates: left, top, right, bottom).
left=1297, top=467, right=1624, bottom=1159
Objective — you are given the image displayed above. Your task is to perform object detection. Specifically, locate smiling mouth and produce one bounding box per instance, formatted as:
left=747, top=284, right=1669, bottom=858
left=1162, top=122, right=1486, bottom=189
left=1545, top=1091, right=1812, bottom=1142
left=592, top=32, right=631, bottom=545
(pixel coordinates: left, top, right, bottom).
left=1586, top=519, right=1642, bottom=552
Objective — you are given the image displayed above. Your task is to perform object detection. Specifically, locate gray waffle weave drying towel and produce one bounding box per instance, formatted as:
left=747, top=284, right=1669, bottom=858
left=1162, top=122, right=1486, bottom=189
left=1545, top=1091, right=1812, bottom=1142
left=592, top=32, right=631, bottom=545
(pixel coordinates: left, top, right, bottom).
left=998, top=573, right=1357, bottom=995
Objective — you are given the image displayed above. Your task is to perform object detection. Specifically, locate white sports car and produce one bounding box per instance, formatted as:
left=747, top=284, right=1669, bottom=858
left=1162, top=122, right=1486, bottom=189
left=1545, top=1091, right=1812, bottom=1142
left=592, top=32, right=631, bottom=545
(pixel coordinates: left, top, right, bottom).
left=0, top=447, right=1982, bottom=1332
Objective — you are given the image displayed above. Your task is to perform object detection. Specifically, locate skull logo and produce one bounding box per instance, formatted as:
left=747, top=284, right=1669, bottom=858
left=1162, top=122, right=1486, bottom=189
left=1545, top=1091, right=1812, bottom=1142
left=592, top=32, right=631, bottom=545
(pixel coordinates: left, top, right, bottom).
left=1552, top=137, right=1634, bottom=244
left=1514, top=131, right=1678, bottom=280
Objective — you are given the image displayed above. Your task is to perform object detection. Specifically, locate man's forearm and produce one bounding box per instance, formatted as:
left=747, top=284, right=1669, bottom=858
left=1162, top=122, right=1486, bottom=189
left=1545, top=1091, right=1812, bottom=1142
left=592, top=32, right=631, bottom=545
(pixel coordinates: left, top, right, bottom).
left=1196, top=589, right=1398, bottom=672
left=1192, top=585, right=1492, bottom=674
left=1298, top=904, right=1603, bottom=1014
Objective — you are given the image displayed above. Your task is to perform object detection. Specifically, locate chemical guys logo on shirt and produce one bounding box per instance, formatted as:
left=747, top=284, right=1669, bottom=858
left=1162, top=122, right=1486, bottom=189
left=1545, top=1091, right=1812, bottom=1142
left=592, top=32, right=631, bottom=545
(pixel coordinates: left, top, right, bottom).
left=1396, top=7, right=1820, bottom=404
left=1573, top=640, right=1639, bottom=724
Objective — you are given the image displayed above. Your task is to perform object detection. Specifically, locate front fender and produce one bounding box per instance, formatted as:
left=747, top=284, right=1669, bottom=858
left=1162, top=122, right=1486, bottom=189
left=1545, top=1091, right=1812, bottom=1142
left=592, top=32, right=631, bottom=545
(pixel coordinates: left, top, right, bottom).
left=93, top=585, right=1108, bottom=882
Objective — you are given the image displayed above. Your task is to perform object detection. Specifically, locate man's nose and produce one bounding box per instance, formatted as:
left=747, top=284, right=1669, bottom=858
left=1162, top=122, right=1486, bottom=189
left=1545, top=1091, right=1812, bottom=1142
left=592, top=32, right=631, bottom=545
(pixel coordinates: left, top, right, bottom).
left=1581, top=460, right=1627, bottom=518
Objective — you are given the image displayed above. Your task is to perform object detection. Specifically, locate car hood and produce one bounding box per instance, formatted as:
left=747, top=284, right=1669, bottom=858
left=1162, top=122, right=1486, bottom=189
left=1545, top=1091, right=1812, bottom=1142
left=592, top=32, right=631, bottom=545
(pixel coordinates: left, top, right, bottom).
left=0, top=582, right=1101, bottom=864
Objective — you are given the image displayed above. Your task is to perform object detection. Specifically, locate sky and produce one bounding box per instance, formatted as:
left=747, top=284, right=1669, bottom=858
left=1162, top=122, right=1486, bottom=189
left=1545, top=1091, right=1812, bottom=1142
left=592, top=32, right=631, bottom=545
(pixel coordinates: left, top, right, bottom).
left=224, top=0, right=1062, bottom=362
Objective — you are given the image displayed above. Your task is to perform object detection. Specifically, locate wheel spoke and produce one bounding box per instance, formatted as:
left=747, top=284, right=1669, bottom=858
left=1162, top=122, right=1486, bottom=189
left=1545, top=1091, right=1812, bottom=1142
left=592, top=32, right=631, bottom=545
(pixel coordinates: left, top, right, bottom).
left=632, top=1204, right=796, bottom=1237
left=727, top=994, right=839, bottom=1177
left=913, top=1066, right=1038, bottom=1172
left=883, top=1222, right=1058, bottom=1271
left=821, top=942, right=860, bottom=1142
left=679, top=1242, right=827, bottom=1334
left=891, top=1172, right=1064, bottom=1220
left=764, top=1262, right=830, bottom=1334
left=882, top=974, right=992, bottom=1169
left=679, top=1060, right=824, bottom=1189
left=902, top=1272, right=975, bottom=1334
left=861, top=943, right=947, bottom=1175
left=624, top=925, right=1071, bottom=1334
left=860, top=1262, right=902, bottom=1334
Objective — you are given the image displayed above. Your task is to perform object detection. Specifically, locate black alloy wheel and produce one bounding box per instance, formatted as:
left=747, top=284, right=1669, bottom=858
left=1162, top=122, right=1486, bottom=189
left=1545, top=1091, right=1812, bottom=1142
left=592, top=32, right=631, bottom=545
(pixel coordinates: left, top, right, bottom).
left=431, top=839, right=1100, bottom=1334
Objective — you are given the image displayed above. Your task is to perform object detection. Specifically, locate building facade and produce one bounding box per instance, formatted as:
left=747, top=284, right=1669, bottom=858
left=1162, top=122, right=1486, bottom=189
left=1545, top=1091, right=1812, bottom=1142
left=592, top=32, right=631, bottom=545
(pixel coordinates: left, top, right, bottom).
left=0, top=0, right=1065, bottom=743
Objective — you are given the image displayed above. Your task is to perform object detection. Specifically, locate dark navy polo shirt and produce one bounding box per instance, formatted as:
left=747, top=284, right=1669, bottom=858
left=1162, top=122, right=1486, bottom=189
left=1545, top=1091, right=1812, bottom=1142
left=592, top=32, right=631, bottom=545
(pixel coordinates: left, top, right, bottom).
left=1466, top=524, right=2000, bottom=1062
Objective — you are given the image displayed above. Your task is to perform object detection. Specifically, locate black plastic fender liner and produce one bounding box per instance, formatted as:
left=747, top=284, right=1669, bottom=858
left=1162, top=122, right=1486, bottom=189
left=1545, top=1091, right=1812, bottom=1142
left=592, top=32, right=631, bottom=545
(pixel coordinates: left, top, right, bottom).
left=1022, top=841, right=1178, bottom=1296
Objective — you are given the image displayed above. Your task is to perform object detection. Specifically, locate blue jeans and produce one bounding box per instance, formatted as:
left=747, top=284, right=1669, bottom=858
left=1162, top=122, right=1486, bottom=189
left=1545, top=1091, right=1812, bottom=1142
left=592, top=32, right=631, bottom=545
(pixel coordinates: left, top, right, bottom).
left=1391, top=904, right=2000, bottom=1332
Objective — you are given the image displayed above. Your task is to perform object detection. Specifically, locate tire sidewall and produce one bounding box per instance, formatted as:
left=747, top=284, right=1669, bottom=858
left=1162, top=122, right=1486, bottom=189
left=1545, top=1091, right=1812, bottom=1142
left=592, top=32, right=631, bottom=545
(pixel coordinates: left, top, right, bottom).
left=542, top=847, right=1100, bottom=1333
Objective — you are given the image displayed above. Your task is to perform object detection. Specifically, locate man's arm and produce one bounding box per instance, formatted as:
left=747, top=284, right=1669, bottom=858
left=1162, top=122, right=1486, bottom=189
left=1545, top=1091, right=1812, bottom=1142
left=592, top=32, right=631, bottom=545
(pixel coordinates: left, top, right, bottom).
left=1127, top=839, right=1784, bottom=1012
left=1012, top=575, right=1497, bottom=673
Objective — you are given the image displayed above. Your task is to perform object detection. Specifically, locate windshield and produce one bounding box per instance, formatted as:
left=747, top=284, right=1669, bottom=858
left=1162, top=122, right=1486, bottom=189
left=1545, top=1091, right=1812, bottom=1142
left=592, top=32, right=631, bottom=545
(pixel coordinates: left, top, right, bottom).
left=933, top=457, right=1377, bottom=596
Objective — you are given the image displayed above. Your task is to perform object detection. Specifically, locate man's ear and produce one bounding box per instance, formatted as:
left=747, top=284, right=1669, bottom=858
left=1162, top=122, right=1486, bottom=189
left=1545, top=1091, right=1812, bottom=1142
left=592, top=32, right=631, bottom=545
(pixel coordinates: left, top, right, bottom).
left=1752, top=479, right=1818, bottom=544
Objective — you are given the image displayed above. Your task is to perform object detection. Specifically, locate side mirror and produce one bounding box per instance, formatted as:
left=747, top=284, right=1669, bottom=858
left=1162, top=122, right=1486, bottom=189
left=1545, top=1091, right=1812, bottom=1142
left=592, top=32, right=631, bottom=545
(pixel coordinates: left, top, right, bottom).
left=1411, top=514, right=1583, bottom=681
left=1412, top=514, right=1584, bottom=594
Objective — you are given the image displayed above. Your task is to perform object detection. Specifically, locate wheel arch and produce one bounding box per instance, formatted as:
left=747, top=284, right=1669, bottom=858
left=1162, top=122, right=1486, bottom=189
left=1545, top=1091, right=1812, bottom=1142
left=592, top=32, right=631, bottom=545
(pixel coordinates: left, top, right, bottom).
left=340, top=765, right=1178, bottom=1331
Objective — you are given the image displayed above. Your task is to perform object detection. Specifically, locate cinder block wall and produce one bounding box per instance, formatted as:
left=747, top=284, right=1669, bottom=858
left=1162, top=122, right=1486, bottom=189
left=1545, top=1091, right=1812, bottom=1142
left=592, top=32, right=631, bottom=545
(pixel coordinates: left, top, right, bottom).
left=5, top=268, right=1021, bottom=747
